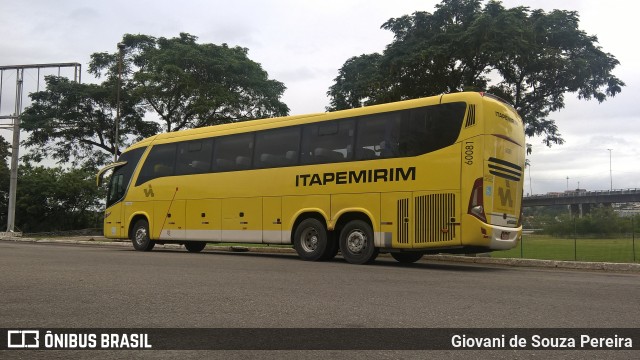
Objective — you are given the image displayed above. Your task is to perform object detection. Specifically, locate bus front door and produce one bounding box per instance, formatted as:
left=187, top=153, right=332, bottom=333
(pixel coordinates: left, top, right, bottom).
left=105, top=202, right=124, bottom=238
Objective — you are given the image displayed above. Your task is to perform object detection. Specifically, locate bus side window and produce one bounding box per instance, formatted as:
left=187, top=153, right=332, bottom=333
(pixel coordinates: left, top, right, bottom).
left=301, top=119, right=354, bottom=165
left=213, top=133, right=254, bottom=172
left=175, top=139, right=213, bottom=175
left=254, top=127, right=301, bottom=169
left=356, top=114, right=397, bottom=160
left=136, top=143, right=177, bottom=185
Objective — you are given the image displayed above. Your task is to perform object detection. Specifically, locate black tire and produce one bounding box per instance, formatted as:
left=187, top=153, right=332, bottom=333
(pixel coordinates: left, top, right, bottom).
left=184, top=241, right=207, bottom=253
left=391, top=252, right=424, bottom=264
left=293, top=218, right=329, bottom=261
left=339, top=220, right=378, bottom=264
left=131, top=219, right=155, bottom=251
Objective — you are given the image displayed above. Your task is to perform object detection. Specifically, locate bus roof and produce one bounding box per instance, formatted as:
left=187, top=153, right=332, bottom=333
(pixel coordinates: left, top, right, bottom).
left=125, top=91, right=509, bottom=151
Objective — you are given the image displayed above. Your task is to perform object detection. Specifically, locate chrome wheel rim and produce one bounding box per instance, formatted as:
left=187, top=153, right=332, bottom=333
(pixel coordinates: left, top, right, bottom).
left=135, top=227, right=148, bottom=246
left=346, top=230, right=367, bottom=254
left=300, top=227, right=319, bottom=253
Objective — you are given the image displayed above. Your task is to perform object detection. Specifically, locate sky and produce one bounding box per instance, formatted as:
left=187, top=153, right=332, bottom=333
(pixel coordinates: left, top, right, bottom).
left=0, top=0, right=637, bottom=195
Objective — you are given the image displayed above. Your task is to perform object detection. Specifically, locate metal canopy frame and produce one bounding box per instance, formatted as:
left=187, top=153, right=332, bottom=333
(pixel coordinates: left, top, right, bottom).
left=0, top=62, right=82, bottom=233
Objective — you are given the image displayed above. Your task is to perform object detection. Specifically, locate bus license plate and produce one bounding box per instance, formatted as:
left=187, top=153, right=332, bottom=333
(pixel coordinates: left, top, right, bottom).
left=501, top=231, right=510, bottom=240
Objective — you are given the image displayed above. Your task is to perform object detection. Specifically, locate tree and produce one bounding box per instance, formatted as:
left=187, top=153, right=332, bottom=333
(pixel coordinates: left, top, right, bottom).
left=327, top=0, right=624, bottom=150
left=20, top=76, right=158, bottom=165
left=90, top=32, right=290, bottom=132
left=15, top=164, right=102, bottom=232
left=21, top=32, right=289, bottom=165
left=327, top=54, right=385, bottom=110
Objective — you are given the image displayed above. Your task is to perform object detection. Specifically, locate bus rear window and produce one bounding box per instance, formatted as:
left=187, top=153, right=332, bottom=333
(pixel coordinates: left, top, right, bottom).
left=355, top=102, right=466, bottom=159
left=398, top=102, right=466, bottom=155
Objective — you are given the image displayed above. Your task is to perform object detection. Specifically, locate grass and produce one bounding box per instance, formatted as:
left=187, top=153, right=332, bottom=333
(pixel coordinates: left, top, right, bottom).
left=493, top=234, right=639, bottom=263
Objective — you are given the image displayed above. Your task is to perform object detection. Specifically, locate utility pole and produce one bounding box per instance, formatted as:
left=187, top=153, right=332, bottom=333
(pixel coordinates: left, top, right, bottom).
left=607, top=148, right=613, bottom=190
left=6, top=68, right=24, bottom=233
left=114, top=42, right=126, bottom=161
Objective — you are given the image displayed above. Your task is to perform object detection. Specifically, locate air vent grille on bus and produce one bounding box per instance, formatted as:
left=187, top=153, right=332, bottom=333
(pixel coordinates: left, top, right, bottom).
left=488, top=157, right=522, bottom=182
left=465, top=105, right=476, bottom=128
left=397, top=198, right=409, bottom=244
left=415, top=193, right=456, bottom=243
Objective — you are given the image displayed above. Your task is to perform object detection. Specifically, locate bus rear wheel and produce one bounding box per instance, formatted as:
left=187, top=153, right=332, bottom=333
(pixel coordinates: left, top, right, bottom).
left=339, top=220, right=378, bottom=264
left=391, top=252, right=424, bottom=263
left=293, top=218, right=330, bottom=261
left=131, top=219, right=155, bottom=251
left=184, top=241, right=207, bottom=253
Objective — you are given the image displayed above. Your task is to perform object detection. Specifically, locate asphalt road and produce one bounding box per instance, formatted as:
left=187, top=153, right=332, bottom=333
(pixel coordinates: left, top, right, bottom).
left=1, top=241, right=638, bottom=359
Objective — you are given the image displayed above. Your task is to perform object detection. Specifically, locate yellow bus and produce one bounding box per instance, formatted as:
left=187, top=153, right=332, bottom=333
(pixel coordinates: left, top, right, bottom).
left=97, top=92, right=524, bottom=264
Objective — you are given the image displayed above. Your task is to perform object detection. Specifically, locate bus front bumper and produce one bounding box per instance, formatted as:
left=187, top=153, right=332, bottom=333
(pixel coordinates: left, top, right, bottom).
left=487, top=224, right=521, bottom=250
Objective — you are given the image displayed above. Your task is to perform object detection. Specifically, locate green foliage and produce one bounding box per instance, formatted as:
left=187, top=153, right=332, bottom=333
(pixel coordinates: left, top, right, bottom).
left=326, top=54, right=386, bottom=110
left=91, top=32, right=290, bottom=132
left=327, top=0, right=624, bottom=149
left=14, top=164, right=102, bottom=232
left=21, top=32, right=288, bottom=166
left=20, top=76, right=158, bottom=165
left=542, top=206, right=639, bottom=237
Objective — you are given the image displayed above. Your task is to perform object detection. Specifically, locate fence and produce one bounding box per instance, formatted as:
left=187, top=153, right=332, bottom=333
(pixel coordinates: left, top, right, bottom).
left=495, top=232, right=638, bottom=263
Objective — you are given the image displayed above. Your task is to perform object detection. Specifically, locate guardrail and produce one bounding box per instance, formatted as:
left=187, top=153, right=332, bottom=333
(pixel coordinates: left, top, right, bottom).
left=525, top=188, right=640, bottom=199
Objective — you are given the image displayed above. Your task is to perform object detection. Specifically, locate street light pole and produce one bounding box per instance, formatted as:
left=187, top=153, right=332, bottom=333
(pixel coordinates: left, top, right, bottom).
left=114, top=42, right=125, bottom=161
left=607, top=148, right=613, bottom=191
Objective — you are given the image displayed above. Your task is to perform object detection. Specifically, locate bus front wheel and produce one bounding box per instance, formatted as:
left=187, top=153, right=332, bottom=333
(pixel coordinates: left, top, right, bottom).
left=339, top=220, right=378, bottom=264
left=184, top=241, right=207, bottom=253
left=293, top=218, right=329, bottom=261
left=391, top=252, right=424, bottom=263
left=131, top=219, right=155, bottom=251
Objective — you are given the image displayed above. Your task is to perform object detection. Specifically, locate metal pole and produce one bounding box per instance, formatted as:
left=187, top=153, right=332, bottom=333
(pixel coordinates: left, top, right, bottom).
left=114, top=43, right=125, bottom=161
left=573, top=217, right=577, bottom=261
left=607, top=149, right=613, bottom=190
left=528, top=163, right=532, bottom=195
left=7, top=69, right=24, bottom=232
left=633, top=216, right=636, bottom=263
left=0, top=70, right=4, bottom=112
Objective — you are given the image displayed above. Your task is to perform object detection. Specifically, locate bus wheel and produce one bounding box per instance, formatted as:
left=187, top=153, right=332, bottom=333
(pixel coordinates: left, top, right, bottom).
left=391, top=252, right=424, bottom=264
left=184, top=242, right=206, bottom=253
left=293, top=218, right=328, bottom=261
left=339, top=220, right=378, bottom=265
left=131, top=219, right=155, bottom=251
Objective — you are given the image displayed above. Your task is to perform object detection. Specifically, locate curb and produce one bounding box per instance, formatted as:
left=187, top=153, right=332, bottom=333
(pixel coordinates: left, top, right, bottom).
left=2, top=236, right=639, bottom=272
